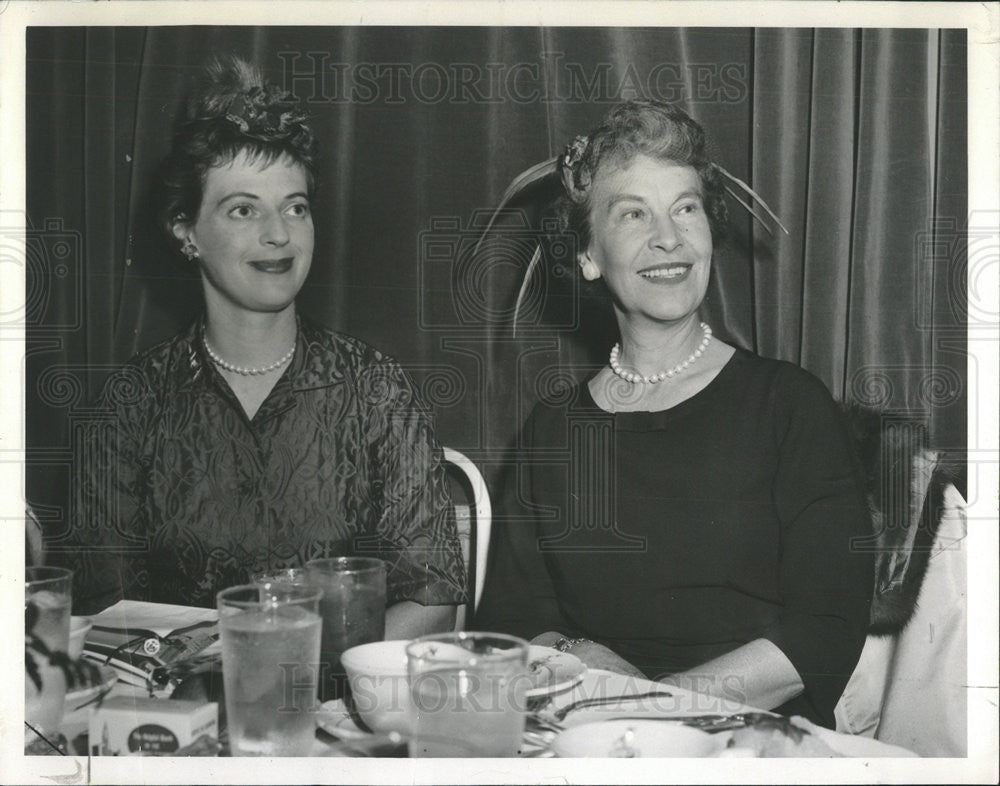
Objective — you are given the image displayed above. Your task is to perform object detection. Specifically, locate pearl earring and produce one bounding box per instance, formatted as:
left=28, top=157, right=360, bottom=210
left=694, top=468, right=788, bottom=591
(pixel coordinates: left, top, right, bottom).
left=579, top=258, right=599, bottom=281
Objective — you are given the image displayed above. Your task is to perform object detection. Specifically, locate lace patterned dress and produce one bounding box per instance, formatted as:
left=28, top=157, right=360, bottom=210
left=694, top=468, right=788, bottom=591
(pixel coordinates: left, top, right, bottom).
left=67, top=315, right=467, bottom=612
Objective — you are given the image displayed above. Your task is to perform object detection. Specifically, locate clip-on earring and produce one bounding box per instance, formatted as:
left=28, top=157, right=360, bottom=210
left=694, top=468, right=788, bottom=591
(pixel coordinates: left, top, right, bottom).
left=182, top=242, right=199, bottom=261
left=578, top=257, right=599, bottom=282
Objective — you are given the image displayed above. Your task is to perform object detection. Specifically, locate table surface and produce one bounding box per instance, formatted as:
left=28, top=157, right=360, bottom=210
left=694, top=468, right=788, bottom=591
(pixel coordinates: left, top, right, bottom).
left=60, top=602, right=917, bottom=758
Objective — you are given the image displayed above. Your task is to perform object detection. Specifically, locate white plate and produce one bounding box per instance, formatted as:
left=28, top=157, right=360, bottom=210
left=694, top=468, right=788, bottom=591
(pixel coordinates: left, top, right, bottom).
left=552, top=720, right=723, bottom=758
left=315, top=699, right=368, bottom=740
left=64, top=664, right=118, bottom=712
left=526, top=646, right=586, bottom=698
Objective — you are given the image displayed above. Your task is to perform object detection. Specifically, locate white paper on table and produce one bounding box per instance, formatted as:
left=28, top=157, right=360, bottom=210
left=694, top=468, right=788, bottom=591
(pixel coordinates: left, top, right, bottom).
left=92, top=599, right=218, bottom=636
left=83, top=600, right=222, bottom=693
left=91, top=600, right=221, bottom=655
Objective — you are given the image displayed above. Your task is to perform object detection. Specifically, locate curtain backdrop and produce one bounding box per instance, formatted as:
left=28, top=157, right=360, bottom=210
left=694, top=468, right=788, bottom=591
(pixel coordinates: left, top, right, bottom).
left=25, top=27, right=967, bottom=535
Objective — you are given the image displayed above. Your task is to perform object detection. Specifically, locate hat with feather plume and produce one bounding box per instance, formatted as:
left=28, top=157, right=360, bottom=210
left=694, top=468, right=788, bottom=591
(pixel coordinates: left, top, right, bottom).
left=472, top=103, right=788, bottom=336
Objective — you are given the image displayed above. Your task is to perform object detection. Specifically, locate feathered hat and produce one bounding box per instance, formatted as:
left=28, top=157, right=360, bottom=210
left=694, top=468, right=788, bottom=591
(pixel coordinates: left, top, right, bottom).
left=185, top=55, right=311, bottom=144
left=473, top=106, right=789, bottom=336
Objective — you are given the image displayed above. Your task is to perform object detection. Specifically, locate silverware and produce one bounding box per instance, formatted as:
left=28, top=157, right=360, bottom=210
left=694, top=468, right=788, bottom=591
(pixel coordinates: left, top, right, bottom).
left=521, top=718, right=565, bottom=757
left=520, top=747, right=556, bottom=758
left=527, top=714, right=566, bottom=733
left=315, top=725, right=408, bottom=757
left=527, top=694, right=555, bottom=714
left=552, top=689, right=674, bottom=721
left=521, top=728, right=558, bottom=747
left=602, top=712, right=778, bottom=733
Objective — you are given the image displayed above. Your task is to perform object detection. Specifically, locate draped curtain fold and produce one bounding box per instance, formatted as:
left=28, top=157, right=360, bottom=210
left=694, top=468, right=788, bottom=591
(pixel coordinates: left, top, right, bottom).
left=26, top=26, right=967, bottom=524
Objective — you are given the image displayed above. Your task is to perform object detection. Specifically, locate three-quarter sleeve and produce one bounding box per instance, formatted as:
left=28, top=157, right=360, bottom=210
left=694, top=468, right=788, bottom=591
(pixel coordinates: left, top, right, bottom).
left=360, top=361, right=467, bottom=606
left=761, top=368, right=873, bottom=727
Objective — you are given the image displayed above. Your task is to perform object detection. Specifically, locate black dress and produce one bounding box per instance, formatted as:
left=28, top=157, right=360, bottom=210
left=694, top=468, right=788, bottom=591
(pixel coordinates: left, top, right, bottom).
left=475, top=348, right=872, bottom=728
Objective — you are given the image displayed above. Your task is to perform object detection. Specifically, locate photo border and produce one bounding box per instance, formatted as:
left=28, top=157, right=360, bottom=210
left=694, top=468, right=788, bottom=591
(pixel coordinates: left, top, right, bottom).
left=2, top=2, right=996, bottom=783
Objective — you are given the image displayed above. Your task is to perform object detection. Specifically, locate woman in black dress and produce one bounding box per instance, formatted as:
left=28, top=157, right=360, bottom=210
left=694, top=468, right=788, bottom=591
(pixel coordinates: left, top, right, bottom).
left=476, top=101, right=872, bottom=728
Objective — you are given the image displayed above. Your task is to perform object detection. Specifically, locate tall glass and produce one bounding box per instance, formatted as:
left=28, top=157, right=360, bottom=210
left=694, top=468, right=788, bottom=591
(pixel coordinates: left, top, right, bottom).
left=305, top=557, right=386, bottom=702
left=406, top=632, right=530, bottom=757
left=25, top=566, right=73, bottom=752
left=218, top=584, right=323, bottom=756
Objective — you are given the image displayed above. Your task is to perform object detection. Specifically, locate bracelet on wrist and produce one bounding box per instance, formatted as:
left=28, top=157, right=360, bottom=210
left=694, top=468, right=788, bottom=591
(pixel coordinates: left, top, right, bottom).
left=554, top=636, right=591, bottom=653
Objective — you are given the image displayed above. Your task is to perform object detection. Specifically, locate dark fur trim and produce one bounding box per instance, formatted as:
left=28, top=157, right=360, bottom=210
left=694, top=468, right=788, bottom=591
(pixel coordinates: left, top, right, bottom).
left=838, top=403, right=963, bottom=634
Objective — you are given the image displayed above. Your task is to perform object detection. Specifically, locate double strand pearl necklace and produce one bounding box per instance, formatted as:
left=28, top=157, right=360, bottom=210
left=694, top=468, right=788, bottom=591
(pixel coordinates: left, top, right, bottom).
left=203, top=336, right=296, bottom=376
left=609, top=322, right=713, bottom=385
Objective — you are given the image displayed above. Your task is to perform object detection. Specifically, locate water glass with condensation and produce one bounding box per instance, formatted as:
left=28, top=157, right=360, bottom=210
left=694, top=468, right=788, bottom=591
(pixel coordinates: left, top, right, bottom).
left=305, top=557, right=386, bottom=702
left=25, top=566, right=73, bottom=752
left=218, top=583, right=323, bottom=756
left=406, top=632, right=531, bottom=757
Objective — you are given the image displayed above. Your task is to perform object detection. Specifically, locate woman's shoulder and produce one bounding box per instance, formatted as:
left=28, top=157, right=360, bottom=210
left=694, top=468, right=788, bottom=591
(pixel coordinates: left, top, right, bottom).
left=100, top=324, right=200, bottom=407
left=520, top=378, right=606, bottom=441
left=299, top=316, right=401, bottom=370
left=296, top=317, right=422, bottom=409
left=533, top=376, right=604, bottom=412
left=727, top=346, right=837, bottom=404
left=125, top=324, right=196, bottom=367
left=722, top=350, right=856, bottom=465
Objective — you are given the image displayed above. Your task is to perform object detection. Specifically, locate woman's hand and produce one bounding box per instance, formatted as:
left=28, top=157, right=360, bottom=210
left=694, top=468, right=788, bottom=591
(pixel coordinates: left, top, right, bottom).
left=530, top=632, right=646, bottom=679
left=657, top=638, right=805, bottom=711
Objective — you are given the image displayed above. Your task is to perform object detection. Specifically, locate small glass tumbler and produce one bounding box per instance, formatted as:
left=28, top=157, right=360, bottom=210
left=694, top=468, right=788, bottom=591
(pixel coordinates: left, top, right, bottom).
left=406, top=631, right=530, bottom=757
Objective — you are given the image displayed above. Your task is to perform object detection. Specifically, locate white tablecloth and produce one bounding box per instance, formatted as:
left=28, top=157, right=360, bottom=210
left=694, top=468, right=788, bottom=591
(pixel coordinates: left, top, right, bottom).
left=61, top=603, right=918, bottom=758
left=536, top=669, right=917, bottom=757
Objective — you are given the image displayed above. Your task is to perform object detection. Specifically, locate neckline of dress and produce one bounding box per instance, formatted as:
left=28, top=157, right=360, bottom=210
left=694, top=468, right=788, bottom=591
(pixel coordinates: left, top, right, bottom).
left=581, top=346, right=744, bottom=419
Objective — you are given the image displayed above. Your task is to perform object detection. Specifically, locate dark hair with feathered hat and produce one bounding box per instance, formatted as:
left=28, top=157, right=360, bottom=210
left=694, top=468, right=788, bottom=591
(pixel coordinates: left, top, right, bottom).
left=157, top=55, right=318, bottom=249
left=473, top=100, right=787, bottom=335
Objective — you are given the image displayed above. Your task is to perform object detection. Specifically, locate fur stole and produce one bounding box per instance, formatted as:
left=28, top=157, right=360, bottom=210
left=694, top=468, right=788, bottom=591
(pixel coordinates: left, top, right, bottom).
left=839, top=403, right=962, bottom=635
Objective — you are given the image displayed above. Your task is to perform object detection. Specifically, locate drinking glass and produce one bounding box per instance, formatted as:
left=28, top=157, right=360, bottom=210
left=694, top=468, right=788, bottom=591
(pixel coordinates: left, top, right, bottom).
left=218, top=584, right=323, bottom=756
left=25, top=566, right=73, bottom=753
left=305, top=557, right=386, bottom=703
left=406, top=632, right=530, bottom=757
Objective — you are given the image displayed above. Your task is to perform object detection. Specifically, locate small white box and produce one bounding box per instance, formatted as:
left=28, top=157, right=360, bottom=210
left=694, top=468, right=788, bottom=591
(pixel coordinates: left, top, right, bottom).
left=89, top=696, right=218, bottom=756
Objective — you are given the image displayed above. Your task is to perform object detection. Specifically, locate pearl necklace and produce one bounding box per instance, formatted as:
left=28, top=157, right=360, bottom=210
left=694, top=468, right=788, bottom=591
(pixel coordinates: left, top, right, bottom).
left=609, top=322, right=713, bottom=384
left=203, top=337, right=296, bottom=376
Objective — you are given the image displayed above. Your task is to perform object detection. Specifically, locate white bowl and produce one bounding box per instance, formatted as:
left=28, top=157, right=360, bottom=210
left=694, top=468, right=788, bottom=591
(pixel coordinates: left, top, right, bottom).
left=551, top=720, right=723, bottom=758
left=68, top=616, right=93, bottom=660
left=340, top=640, right=411, bottom=735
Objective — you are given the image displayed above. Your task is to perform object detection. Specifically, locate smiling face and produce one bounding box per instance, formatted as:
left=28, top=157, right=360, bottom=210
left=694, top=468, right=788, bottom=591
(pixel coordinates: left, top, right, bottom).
left=173, top=149, right=314, bottom=317
left=580, top=154, right=713, bottom=327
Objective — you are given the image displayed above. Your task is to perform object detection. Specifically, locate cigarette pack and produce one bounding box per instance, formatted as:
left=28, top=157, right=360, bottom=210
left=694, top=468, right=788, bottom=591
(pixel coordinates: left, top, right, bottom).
left=89, top=696, right=218, bottom=756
